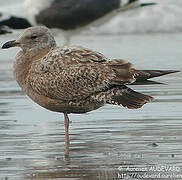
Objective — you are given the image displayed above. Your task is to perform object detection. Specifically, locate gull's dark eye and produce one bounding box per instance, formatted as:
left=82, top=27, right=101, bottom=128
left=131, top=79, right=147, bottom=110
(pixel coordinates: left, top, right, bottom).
left=31, top=34, right=38, bottom=40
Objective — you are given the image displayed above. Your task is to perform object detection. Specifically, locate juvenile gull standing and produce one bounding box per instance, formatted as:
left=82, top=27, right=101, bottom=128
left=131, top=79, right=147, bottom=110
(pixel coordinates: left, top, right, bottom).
left=24, top=0, right=156, bottom=45
left=2, top=26, right=178, bottom=155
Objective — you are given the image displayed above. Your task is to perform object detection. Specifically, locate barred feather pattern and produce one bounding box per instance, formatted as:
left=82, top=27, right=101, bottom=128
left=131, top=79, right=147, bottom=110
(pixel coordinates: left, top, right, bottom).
left=28, top=47, right=137, bottom=102
left=92, top=85, right=153, bottom=109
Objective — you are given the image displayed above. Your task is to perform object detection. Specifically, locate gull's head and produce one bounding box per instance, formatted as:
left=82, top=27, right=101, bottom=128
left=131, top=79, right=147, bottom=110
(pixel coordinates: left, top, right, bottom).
left=2, top=26, right=56, bottom=52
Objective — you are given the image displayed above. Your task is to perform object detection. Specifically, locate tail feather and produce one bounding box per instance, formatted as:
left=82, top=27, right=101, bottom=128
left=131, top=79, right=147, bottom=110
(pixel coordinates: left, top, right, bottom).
left=106, top=86, right=153, bottom=109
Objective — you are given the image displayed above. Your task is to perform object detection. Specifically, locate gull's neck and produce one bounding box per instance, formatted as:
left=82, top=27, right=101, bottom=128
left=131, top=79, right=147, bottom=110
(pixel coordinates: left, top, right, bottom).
left=13, top=48, right=52, bottom=91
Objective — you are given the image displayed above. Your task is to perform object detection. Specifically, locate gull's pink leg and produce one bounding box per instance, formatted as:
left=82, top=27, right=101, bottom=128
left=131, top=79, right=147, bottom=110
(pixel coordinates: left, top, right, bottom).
left=64, top=113, right=70, bottom=156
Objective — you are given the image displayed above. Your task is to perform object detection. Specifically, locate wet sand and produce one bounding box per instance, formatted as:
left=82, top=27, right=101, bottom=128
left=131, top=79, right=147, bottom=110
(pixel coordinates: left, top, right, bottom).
left=0, top=33, right=182, bottom=179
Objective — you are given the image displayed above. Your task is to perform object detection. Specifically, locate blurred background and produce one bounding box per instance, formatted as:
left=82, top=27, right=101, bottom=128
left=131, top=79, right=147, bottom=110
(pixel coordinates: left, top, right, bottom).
left=1, top=0, right=182, bottom=35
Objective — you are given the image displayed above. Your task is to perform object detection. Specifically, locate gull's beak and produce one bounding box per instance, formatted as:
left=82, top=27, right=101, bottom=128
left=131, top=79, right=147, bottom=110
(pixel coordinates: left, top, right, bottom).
left=2, top=40, right=20, bottom=49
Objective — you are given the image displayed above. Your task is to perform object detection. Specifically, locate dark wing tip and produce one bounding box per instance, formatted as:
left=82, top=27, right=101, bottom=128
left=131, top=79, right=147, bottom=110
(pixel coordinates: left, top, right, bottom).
left=131, top=80, right=166, bottom=85
left=134, top=70, right=180, bottom=82
left=140, top=2, right=157, bottom=7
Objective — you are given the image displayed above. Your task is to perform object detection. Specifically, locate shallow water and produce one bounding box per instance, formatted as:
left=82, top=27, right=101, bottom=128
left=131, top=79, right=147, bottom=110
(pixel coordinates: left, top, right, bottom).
left=0, top=33, right=182, bottom=180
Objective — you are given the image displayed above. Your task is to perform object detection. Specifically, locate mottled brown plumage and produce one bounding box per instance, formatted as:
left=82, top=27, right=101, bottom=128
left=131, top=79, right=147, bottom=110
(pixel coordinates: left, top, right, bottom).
left=2, top=26, right=178, bottom=155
